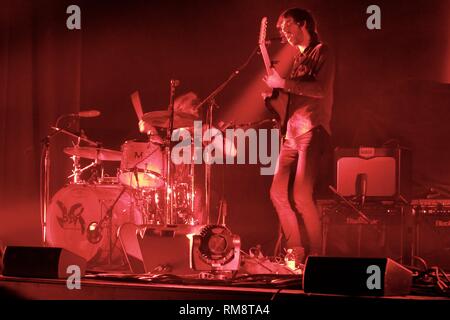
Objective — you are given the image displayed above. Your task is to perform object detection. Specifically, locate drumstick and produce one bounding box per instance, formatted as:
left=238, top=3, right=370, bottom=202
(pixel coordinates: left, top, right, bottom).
left=130, top=91, right=144, bottom=120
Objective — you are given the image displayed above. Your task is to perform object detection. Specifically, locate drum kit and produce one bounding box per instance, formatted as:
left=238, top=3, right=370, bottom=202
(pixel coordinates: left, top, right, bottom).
left=42, top=71, right=252, bottom=269
left=44, top=110, right=202, bottom=267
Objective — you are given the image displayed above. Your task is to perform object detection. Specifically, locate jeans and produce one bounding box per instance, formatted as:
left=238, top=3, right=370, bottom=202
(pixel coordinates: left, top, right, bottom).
left=270, top=125, right=331, bottom=255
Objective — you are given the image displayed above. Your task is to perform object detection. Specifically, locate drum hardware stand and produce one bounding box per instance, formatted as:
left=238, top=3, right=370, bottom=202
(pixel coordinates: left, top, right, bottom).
left=88, top=186, right=128, bottom=265
left=204, top=99, right=217, bottom=225
left=164, top=79, right=179, bottom=225
left=88, top=160, right=103, bottom=183
left=128, top=144, right=161, bottom=189
left=190, top=154, right=195, bottom=223
left=67, top=156, right=102, bottom=183
left=122, top=144, right=164, bottom=225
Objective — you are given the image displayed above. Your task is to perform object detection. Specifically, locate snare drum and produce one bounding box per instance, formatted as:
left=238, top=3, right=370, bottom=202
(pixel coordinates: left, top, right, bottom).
left=47, top=184, right=143, bottom=264
left=118, top=140, right=164, bottom=189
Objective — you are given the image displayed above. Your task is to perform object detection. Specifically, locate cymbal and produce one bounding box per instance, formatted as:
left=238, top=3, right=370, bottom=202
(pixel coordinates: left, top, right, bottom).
left=141, top=110, right=198, bottom=129
left=64, top=146, right=122, bottom=161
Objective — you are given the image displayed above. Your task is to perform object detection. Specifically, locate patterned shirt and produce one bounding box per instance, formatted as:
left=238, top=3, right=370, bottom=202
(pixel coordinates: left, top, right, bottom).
left=283, top=41, right=335, bottom=139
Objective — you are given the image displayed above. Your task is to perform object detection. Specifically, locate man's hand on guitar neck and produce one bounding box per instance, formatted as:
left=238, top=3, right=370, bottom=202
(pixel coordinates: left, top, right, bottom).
left=263, top=68, right=286, bottom=89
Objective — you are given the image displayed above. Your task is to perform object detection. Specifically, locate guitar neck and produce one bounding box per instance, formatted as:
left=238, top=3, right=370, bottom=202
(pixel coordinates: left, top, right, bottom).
left=259, top=44, right=272, bottom=75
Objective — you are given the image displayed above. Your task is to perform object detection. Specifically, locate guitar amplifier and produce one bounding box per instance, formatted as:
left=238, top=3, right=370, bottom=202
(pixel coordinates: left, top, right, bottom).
left=334, top=147, right=412, bottom=201
left=318, top=200, right=414, bottom=265
left=412, top=199, right=450, bottom=271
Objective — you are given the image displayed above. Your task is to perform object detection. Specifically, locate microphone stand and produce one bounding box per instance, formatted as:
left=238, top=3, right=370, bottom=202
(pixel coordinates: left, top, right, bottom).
left=41, top=134, right=56, bottom=247
left=195, top=44, right=260, bottom=225
left=165, top=80, right=178, bottom=225
left=328, top=185, right=371, bottom=224
left=50, top=127, right=99, bottom=146
left=328, top=185, right=376, bottom=257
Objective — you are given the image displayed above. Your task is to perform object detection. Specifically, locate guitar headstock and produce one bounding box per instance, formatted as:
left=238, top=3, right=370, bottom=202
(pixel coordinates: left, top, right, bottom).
left=258, top=17, right=268, bottom=46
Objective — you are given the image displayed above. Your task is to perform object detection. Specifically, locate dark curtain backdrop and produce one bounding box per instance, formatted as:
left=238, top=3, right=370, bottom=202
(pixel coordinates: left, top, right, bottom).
left=0, top=0, right=449, bottom=252
left=0, top=0, right=81, bottom=245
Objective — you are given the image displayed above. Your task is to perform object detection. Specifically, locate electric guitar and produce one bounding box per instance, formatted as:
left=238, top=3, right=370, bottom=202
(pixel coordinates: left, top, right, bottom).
left=258, top=17, right=289, bottom=133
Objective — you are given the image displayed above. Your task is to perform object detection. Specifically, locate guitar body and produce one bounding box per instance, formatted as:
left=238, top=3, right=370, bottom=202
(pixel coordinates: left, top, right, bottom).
left=264, top=88, right=289, bottom=132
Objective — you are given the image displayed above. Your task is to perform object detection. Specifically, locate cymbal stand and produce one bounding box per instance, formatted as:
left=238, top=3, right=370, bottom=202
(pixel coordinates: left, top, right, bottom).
left=165, top=79, right=179, bottom=225
left=66, top=131, right=101, bottom=184
left=67, top=156, right=100, bottom=183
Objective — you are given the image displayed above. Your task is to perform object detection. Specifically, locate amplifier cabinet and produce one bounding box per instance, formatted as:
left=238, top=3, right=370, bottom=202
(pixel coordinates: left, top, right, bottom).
left=334, top=147, right=411, bottom=201
left=319, top=200, right=413, bottom=265
left=412, top=199, right=450, bottom=271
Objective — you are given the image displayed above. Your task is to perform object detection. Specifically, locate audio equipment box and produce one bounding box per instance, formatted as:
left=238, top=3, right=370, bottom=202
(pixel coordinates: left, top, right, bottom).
left=412, top=199, right=450, bottom=270
left=334, top=147, right=412, bottom=201
left=318, top=200, right=414, bottom=266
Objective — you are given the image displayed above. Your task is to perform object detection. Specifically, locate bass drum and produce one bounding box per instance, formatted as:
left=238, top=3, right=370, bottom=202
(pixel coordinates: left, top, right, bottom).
left=47, top=184, right=143, bottom=265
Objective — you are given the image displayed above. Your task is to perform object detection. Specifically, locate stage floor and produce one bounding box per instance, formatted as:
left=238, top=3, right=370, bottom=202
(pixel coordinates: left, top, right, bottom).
left=1, top=274, right=449, bottom=301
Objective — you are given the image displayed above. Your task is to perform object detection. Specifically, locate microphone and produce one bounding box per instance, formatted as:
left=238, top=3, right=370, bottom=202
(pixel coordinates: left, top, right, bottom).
left=355, top=173, right=368, bottom=208
left=170, top=79, right=180, bottom=87
left=70, top=110, right=101, bottom=118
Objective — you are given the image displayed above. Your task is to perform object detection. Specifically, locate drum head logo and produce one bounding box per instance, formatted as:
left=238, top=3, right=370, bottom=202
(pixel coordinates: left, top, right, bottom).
left=56, top=201, right=86, bottom=235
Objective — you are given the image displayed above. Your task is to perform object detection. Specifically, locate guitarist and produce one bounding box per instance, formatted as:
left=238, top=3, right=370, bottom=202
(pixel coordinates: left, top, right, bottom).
left=263, top=8, right=335, bottom=268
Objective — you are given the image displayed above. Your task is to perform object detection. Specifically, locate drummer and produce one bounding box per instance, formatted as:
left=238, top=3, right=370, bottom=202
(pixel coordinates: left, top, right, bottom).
left=138, top=92, right=236, bottom=225
left=138, top=91, right=236, bottom=160
left=138, top=92, right=203, bottom=224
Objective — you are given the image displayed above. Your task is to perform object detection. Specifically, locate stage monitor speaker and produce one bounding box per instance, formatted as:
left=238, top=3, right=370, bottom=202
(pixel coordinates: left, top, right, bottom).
left=119, top=224, right=203, bottom=274
left=303, top=256, right=412, bottom=296
left=335, top=147, right=411, bottom=201
left=2, top=246, right=86, bottom=279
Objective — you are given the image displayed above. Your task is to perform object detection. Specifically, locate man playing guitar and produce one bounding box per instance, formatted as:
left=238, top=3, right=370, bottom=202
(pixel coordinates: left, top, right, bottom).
left=262, top=8, right=335, bottom=268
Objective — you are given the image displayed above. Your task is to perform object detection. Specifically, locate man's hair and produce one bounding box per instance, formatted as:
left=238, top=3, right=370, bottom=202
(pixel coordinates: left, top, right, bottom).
left=277, top=8, right=319, bottom=43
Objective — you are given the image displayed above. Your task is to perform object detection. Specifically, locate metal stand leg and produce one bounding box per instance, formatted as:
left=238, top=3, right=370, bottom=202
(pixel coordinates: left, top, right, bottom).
left=401, top=204, right=415, bottom=266
left=321, top=213, right=329, bottom=256
left=164, top=144, right=174, bottom=225
left=41, top=139, right=51, bottom=247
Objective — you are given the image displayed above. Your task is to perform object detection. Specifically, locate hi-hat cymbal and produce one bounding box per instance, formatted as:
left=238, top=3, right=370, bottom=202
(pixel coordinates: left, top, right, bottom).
left=64, top=146, right=122, bottom=161
left=141, top=110, right=198, bottom=129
